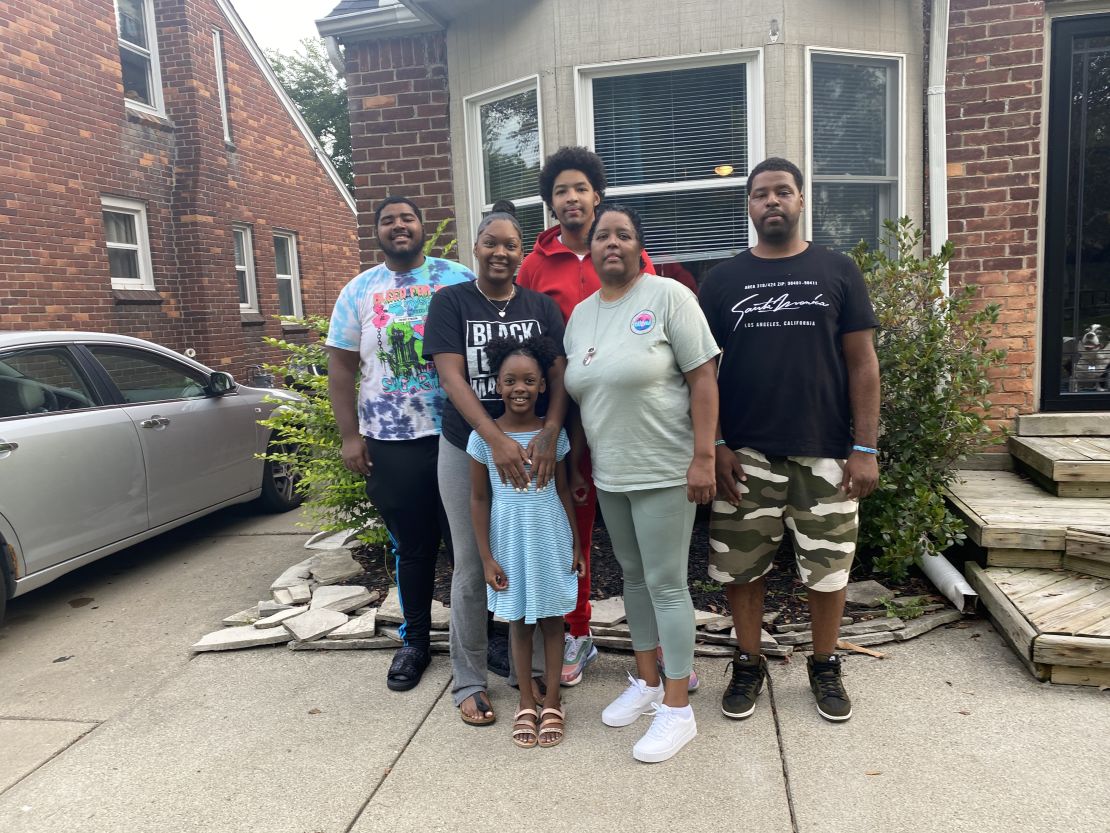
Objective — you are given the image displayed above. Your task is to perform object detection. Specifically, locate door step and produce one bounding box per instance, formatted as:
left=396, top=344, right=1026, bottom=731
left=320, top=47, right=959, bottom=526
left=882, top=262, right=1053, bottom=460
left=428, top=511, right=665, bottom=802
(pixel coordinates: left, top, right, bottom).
left=1014, top=413, right=1110, bottom=437
left=966, top=564, right=1110, bottom=686
left=945, top=471, right=1110, bottom=575
left=1008, top=436, right=1110, bottom=497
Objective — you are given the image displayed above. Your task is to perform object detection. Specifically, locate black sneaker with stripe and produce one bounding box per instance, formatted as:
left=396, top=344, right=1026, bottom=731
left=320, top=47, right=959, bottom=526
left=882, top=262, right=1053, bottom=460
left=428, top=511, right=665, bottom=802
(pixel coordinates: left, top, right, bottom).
left=721, top=651, right=768, bottom=720
left=807, top=654, right=852, bottom=721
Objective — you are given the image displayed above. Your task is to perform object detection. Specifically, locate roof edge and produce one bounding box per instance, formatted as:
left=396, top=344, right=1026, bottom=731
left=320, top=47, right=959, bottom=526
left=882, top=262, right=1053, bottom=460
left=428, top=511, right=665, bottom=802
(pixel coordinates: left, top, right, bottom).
left=316, top=2, right=441, bottom=42
left=214, top=0, right=357, bottom=215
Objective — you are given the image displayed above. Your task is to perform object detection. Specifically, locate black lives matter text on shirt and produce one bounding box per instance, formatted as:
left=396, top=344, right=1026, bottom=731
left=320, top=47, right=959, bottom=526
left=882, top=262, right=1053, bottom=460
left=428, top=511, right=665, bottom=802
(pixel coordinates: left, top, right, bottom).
left=699, top=244, right=878, bottom=458
left=424, top=281, right=566, bottom=449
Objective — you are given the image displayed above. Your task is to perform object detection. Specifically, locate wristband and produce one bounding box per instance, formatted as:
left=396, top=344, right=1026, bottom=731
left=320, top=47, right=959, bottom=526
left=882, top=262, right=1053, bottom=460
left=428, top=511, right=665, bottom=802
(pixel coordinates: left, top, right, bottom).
left=852, top=444, right=878, bottom=455
left=714, top=439, right=728, bottom=447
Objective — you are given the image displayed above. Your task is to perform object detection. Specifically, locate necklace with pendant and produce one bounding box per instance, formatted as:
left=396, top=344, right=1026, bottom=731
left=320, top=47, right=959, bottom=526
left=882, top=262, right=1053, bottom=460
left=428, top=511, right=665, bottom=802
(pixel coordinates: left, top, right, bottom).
left=475, top=282, right=515, bottom=318
left=583, top=273, right=644, bottom=366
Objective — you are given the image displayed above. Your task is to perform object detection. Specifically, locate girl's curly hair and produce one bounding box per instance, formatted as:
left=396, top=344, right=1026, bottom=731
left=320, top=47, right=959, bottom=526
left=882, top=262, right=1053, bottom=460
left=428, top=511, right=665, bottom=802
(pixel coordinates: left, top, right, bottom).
left=485, top=334, right=560, bottom=378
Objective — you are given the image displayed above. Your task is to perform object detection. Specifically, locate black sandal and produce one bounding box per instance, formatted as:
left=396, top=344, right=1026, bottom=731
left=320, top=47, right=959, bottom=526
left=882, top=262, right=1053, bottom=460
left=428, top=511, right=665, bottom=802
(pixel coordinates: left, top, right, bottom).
left=386, top=646, right=431, bottom=692
left=460, top=691, right=496, bottom=726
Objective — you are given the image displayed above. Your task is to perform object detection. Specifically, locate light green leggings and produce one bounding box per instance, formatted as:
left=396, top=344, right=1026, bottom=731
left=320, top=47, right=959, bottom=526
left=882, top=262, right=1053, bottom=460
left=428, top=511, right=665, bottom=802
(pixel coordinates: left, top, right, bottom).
left=595, top=485, right=696, bottom=679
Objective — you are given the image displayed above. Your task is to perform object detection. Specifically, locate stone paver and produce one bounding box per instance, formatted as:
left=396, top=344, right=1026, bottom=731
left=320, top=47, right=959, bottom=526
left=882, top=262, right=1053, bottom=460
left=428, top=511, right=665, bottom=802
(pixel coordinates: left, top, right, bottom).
left=310, top=585, right=372, bottom=613
left=589, top=596, right=627, bottom=626
left=191, top=625, right=293, bottom=652
left=327, top=610, right=377, bottom=639
left=282, top=609, right=348, bottom=642
left=252, top=606, right=307, bottom=629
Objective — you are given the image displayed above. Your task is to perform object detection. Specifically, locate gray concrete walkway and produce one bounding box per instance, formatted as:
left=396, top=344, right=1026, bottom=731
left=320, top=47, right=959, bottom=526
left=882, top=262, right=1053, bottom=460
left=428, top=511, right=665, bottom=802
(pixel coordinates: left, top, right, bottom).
left=0, top=509, right=1106, bottom=832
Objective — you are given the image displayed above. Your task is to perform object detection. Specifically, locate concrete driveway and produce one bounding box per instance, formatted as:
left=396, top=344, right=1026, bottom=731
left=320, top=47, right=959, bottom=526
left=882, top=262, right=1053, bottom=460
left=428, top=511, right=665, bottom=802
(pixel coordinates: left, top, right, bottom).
left=0, top=508, right=1106, bottom=832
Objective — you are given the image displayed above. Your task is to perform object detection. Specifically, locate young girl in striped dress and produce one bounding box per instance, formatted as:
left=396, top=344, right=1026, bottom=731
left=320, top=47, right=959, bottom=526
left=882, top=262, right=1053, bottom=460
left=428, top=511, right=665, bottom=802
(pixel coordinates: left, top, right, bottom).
left=468, top=335, right=581, bottom=748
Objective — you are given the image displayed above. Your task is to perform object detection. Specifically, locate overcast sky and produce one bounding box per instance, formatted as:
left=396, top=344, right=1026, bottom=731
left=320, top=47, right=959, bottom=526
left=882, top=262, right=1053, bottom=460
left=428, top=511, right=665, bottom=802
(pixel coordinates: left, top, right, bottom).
left=229, top=0, right=338, bottom=54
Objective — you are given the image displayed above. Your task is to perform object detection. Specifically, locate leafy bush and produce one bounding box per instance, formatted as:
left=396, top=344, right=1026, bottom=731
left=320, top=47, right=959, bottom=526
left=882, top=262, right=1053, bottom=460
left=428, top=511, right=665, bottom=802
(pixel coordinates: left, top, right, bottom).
left=258, top=316, right=385, bottom=545
left=851, top=218, right=1005, bottom=580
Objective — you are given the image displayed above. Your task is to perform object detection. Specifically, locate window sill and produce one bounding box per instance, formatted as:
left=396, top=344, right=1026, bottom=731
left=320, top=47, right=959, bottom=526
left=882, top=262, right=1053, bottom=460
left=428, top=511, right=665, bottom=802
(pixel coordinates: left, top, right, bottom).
left=280, top=321, right=309, bottom=334
left=112, top=288, right=163, bottom=304
left=125, top=108, right=174, bottom=132
left=240, top=311, right=265, bottom=325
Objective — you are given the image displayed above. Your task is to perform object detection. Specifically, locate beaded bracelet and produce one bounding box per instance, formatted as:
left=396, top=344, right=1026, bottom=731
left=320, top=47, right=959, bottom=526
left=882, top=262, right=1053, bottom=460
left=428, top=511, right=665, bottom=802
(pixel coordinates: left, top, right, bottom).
left=714, top=439, right=728, bottom=447
left=852, top=444, right=878, bottom=455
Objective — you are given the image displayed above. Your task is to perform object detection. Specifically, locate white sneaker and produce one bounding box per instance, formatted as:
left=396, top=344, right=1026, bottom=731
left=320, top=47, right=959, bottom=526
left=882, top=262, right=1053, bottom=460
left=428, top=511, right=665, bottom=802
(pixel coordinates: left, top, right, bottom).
left=601, top=672, right=664, bottom=727
left=632, top=703, right=697, bottom=763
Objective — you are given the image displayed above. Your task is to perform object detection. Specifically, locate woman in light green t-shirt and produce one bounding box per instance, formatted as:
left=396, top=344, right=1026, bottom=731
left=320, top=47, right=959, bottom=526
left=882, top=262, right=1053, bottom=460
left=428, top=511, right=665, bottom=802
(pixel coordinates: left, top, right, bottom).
left=563, top=205, right=720, bottom=764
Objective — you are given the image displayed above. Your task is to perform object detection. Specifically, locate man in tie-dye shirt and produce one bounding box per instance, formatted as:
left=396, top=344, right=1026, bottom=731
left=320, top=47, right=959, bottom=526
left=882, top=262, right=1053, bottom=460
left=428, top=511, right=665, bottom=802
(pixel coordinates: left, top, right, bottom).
left=327, top=196, right=474, bottom=693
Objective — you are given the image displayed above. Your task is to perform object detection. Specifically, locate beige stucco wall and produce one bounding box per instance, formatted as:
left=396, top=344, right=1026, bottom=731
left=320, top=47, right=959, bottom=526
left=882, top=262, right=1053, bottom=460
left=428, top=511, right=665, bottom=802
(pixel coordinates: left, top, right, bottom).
left=446, top=0, right=923, bottom=258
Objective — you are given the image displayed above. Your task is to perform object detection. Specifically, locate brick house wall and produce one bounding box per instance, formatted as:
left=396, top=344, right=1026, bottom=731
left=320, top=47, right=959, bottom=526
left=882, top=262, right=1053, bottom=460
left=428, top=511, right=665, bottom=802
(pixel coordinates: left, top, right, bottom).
left=0, top=0, right=359, bottom=378
left=944, top=0, right=1045, bottom=426
left=343, top=32, right=457, bottom=270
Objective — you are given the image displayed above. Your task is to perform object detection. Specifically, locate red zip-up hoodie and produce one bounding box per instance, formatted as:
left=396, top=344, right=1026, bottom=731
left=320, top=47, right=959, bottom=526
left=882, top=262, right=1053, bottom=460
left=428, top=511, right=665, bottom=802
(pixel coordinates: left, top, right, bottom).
left=517, top=225, right=657, bottom=324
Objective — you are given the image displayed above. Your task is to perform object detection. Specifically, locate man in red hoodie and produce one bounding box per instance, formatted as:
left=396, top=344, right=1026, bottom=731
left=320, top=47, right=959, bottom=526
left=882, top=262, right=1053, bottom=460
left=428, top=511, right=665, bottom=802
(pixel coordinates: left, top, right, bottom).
left=518, top=146, right=668, bottom=687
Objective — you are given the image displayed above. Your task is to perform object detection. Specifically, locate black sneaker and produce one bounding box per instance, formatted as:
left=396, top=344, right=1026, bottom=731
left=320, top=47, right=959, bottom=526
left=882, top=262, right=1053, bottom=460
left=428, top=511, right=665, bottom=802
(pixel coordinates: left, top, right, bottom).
left=807, top=654, right=852, bottom=721
left=386, top=646, right=431, bottom=692
left=721, top=652, right=768, bottom=720
left=486, top=632, right=511, bottom=678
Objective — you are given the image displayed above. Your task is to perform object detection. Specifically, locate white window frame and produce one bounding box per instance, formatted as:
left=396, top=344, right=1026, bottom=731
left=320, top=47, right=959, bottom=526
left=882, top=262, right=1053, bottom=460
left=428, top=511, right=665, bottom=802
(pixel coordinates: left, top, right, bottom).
left=463, top=76, right=546, bottom=244
left=233, top=225, right=257, bottom=312
left=804, top=47, right=906, bottom=245
left=273, top=231, right=303, bottom=318
left=212, top=29, right=232, bottom=143
left=101, top=195, right=155, bottom=290
left=113, top=0, right=166, bottom=117
left=574, top=49, right=765, bottom=253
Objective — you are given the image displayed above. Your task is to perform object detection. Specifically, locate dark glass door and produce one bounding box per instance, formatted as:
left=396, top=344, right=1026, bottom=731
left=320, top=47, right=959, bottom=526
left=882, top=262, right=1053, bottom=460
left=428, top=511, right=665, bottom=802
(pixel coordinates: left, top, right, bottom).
left=1042, top=17, right=1110, bottom=411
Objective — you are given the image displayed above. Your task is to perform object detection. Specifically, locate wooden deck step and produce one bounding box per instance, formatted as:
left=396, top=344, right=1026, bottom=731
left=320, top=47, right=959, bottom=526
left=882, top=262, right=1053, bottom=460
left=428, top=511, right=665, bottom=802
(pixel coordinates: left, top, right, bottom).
left=966, top=563, right=1110, bottom=687
left=1014, top=413, right=1110, bottom=437
left=1065, top=527, right=1110, bottom=580
left=1008, top=436, right=1110, bottom=497
left=945, top=470, right=1110, bottom=570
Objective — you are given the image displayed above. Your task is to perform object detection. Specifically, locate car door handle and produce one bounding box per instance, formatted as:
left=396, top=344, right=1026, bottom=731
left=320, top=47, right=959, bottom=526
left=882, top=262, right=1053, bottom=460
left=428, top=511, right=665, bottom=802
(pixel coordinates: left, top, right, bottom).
left=140, top=416, right=171, bottom=429
left=0, top=440, right=18, bottom=453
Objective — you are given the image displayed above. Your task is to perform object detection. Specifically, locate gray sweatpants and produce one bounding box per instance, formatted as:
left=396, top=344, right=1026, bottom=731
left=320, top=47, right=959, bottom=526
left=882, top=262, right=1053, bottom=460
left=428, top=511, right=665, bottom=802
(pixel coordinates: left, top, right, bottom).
left=439, top=437, right=542, bottom=707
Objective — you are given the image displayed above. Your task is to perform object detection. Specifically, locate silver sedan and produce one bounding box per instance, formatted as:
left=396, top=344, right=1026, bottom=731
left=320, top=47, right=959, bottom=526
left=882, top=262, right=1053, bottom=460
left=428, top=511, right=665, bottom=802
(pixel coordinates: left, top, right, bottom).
left=0, top=331, right=302, bottom=620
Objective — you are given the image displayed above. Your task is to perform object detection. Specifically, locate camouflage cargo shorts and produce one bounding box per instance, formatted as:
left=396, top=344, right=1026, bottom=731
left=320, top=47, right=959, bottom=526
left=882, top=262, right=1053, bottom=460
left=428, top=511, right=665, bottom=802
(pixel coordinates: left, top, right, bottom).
left=708, top=447, right=858, bottom=593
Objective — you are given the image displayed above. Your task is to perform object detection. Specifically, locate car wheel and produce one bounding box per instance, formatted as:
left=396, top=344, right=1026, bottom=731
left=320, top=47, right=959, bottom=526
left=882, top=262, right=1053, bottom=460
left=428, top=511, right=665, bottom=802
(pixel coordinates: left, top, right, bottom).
left=259, top=441, right=303, bottom=513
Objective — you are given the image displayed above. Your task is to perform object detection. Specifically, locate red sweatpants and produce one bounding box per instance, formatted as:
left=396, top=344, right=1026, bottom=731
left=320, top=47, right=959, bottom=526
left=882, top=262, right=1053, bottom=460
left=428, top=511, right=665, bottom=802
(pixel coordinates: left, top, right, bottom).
left=566, top=452, right=596, bottom=637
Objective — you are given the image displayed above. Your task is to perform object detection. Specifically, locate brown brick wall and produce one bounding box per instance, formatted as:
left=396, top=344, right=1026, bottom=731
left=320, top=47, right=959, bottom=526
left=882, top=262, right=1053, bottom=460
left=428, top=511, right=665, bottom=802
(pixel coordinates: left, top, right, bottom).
left=344, top=33, right=456, bottom=269
left=945, top=0, right=1044, bottom=424
left=0, top=0, right=359, bottom=379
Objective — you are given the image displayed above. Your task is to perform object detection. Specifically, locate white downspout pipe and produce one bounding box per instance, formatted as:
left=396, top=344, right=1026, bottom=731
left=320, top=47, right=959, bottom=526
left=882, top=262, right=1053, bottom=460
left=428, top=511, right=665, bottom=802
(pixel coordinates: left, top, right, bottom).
left=921, top=0, right=978, bottom=614
left=928, top=0, right=951, bottom=289
left=325, top=36, right=345, bottom=75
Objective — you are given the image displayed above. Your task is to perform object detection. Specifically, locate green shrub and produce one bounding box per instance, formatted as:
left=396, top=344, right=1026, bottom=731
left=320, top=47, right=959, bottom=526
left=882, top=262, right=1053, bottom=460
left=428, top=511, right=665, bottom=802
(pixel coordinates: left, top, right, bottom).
left=851, top=218, right=1005, bottom=581
left=258, top=315, right=385, bottom=545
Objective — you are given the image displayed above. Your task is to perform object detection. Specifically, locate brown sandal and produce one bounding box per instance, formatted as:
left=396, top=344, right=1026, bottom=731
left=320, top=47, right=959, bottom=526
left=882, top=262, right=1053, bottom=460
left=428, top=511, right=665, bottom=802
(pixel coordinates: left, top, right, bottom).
left=512, top=707, right=539, bottom=748
left=537, top=706, right=565, bottom=748
left=459, top=692, right=496, bottom=726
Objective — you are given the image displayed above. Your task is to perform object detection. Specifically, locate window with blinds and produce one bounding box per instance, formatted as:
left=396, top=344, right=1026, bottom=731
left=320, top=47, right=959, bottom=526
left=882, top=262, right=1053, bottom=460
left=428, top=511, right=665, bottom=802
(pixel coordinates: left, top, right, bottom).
left=470, top=82, right=545, bottom=252
left=589, top=60, right=752, bottom=269
left=810, top=54, right=900, bottom=252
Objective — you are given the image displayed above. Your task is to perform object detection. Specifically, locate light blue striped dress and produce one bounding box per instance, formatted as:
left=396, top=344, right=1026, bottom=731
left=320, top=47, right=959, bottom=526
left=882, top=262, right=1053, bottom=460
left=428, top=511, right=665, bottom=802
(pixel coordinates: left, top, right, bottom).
left=467, top=428, right=577, bottom=624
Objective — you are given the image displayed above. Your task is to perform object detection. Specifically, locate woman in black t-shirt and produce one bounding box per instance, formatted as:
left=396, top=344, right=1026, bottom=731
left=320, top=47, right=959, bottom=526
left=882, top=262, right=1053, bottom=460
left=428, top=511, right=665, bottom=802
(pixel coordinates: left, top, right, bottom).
left=423, top=212, right=568, bottom=727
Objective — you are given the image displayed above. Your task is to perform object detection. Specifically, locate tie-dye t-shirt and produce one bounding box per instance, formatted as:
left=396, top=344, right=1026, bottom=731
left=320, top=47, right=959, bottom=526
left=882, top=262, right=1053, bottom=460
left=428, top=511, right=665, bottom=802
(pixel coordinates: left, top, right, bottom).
left=326, top=257, right=475, bottom=440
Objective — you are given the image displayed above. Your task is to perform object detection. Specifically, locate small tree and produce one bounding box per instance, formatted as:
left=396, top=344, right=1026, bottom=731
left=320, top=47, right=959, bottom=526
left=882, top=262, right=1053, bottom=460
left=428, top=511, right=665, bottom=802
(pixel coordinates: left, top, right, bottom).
left=851, top=218, right=1005, bottom=580
left=258, top=316, right=385, bottom=545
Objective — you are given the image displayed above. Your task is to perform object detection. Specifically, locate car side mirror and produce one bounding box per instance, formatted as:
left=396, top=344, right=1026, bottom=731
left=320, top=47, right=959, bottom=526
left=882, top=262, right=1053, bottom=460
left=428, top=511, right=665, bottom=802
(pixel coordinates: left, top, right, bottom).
left=205, top=371, right=238, bottom=396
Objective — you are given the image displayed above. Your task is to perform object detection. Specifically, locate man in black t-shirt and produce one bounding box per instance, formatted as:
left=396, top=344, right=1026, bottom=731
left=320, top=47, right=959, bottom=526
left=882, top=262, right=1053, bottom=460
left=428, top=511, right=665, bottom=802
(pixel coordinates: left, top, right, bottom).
left=699, top=157, right=880, bottom=724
